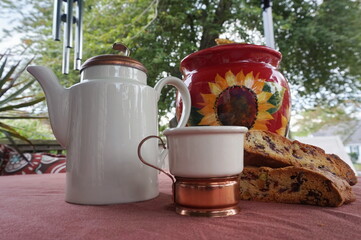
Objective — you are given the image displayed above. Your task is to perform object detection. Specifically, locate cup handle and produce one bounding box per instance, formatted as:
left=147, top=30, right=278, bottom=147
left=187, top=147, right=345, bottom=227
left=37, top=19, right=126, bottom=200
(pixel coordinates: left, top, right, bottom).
left=154, top=76, right=191, bottom=128
left=137, top=135, right=175, bottom=184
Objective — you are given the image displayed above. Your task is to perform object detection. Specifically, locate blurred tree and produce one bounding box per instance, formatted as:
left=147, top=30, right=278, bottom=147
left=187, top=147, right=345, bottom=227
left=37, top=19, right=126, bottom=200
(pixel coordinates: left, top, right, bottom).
left=290, top=103, right=359, bottom=137
left=272, top=0, right=361, bottom=113
left=1, top=0, right=360, bottom=121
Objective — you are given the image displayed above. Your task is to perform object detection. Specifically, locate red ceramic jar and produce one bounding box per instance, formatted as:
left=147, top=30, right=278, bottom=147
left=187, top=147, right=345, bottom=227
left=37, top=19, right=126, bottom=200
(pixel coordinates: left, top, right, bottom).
left=176, top=43, right=291, bottom=136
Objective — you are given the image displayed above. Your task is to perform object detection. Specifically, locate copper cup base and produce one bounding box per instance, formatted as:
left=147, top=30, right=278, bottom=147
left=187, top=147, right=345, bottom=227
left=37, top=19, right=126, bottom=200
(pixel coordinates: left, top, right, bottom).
left=173, top=175, right=241, bottom=217
left=175, top=204, right=240, bottom=217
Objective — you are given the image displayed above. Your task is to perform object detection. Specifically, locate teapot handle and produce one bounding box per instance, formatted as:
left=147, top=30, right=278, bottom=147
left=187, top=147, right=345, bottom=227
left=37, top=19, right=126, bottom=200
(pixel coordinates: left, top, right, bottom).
left=154, top=76, right=191, bottom=128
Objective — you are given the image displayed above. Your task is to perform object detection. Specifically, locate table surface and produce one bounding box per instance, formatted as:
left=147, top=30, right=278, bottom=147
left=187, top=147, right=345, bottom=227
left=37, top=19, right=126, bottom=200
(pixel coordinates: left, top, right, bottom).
left=1, top=173, right=360, bottom=240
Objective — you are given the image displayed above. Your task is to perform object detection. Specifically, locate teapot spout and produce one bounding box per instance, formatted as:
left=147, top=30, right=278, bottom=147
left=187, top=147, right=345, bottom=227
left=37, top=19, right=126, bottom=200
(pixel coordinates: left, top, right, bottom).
left=27, top=66, right=69, bottom=147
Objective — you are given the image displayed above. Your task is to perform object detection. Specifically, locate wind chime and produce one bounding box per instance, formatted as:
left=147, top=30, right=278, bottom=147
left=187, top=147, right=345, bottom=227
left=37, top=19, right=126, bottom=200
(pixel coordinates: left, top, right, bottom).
left=52, top=0, right=83, bottom=74
left=261, top=0, right=275, bottom=49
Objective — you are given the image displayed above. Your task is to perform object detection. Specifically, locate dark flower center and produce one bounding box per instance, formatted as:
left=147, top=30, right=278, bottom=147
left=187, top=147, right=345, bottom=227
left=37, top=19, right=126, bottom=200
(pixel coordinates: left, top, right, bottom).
left=215, top=85, right=258, bottom=128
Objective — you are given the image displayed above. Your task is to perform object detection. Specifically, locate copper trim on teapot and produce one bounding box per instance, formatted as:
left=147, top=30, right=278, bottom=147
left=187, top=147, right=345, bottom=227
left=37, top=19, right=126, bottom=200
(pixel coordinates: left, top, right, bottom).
left=80, top=43, right=147, bottom=73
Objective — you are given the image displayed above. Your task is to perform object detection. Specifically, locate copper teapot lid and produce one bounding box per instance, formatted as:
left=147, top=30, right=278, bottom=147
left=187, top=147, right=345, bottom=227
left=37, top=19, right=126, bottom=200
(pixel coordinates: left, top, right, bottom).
left=80, top=43, right=147, bottom=73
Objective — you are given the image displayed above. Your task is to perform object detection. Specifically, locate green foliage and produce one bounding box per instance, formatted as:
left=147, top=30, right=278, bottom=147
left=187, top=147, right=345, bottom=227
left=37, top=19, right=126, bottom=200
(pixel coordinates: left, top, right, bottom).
left=272, top=0, right=361, bottom=110
left=1, top=119, right=54, bottom=140
left=0, top=53, right=45, bottom=143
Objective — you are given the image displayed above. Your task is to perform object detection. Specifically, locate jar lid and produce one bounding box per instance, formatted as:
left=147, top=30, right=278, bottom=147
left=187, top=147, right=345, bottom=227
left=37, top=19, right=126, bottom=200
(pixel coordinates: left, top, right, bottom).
left=180, top=43, right=281, bottom=72
left=80, top=43, right=147, bottom=73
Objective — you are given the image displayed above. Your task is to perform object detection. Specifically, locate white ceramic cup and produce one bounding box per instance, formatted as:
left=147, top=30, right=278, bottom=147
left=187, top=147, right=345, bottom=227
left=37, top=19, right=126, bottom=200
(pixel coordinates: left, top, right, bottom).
left=138, top=126, right=248, bottom=178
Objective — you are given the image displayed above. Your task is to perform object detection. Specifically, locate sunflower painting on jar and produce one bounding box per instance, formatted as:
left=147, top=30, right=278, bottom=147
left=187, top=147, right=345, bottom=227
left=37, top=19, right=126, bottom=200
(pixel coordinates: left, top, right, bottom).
left=197, top=70, right=289, bottom=135
left=176, top=44, right=291, bottom=136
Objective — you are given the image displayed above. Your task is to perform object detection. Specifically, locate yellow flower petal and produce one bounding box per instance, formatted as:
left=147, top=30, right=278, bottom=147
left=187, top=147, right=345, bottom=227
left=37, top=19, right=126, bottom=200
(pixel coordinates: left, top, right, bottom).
left=258, top=102, right=275, bottom=111
left=199, top=104, right=215, bottom=115
left=244, top=71, right=255, bottom=88
left=252, top=79, right=265, bottom=94
left=215, top=74, right=228, bottom=90
left=199, top=93, right=216, bottom=106
left=257, top=92, right=273, bottom=103
left=198, top=113, right=219, bottom=125
left=257, top=111, right=274, bottom=121
left=276, top=115, right=288, bottom=135
left=236, top=71, right=246, bottom=85
left=209, top=82, right=223, bottom=95
left=275, top=127, right=284, bottom=135
left=253, top=121, right=269, bottom=130
left=225, top=70, right=236, bottom=86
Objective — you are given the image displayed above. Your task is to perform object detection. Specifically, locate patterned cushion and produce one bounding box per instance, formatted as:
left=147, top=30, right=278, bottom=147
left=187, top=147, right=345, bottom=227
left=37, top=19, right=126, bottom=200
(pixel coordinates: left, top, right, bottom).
left=0, top=144, right=66, bottom=175
left=0, top=144, right=15, bottom=174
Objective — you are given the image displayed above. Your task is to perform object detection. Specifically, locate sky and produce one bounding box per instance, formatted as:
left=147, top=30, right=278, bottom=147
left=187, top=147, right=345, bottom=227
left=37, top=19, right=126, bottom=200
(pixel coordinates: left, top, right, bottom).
left=0, top=7, right=23, bottom=53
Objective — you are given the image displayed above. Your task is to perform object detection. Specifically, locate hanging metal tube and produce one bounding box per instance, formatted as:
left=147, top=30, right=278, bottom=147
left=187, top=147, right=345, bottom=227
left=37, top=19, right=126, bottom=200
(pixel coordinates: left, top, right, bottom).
left=65, top=0, right=73, bottom=48
left=62, top=0, right=73, bottom=74
left=62, top=30, right=71, bottom=74
left=261, top=0, right=275, bottom=49
left=74, top=0, right=83, bottom=70
left=52, top=0, right=62, bottom=41
left=62, top=0, right=71, bottom=74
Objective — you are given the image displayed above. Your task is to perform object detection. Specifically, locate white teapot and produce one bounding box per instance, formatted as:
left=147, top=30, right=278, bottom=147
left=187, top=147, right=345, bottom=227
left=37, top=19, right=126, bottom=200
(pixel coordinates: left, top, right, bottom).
left=27, top=43, right=191, bottom=205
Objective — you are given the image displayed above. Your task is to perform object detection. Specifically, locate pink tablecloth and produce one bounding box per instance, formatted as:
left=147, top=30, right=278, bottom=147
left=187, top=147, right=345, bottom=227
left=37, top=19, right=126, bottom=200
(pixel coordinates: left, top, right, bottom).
left=1, top=173, right=360, bottom=240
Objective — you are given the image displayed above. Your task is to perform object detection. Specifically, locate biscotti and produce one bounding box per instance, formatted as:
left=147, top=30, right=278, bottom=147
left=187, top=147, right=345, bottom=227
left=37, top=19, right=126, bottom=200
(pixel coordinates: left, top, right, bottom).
left=244, top=130, right=357, bottom=186
left=239, top=166, right=356, bottom=207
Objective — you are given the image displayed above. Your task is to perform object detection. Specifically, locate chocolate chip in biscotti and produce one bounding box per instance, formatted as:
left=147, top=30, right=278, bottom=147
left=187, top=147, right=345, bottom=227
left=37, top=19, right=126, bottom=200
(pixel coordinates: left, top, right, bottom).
left=291, top=182, right=301, bottom=192
left=263, top=135, right=284, bottom=154
left=278, top=188, right=288, bottom=193
left=289, top=172, right=307, bottom=192
left=240, top=171, right=258, bottom=181
left=255, top=143, right=266, bottom=150
left=305, top=189, right=324, bottom=204
left=323, top=180, right=333, bottom=192
left=307, top=189, right=322, bottom=198
left=291, top=149, right=302, bottom=159
left=263, top=135, right=275, bottom=149
left=326, top=157, right=333, bottom=163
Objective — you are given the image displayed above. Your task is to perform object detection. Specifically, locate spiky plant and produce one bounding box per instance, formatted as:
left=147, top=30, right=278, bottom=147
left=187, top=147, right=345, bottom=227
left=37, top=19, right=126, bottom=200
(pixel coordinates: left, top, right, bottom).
left=0, top=51, right=45, bottom=150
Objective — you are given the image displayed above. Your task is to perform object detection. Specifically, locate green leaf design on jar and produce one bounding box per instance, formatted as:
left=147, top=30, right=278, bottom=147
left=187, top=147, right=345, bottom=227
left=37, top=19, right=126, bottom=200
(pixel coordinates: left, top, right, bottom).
left=263, top=81, right=286, bottom=115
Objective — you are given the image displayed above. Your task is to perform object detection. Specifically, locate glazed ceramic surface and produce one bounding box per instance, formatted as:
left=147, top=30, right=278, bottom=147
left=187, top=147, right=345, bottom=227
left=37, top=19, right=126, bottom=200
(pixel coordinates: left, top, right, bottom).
left=163, top=126, right=247, bottom=178
left=177, top=44, right=291, bottom=136
left=27, top=63, right=191, bottom=205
